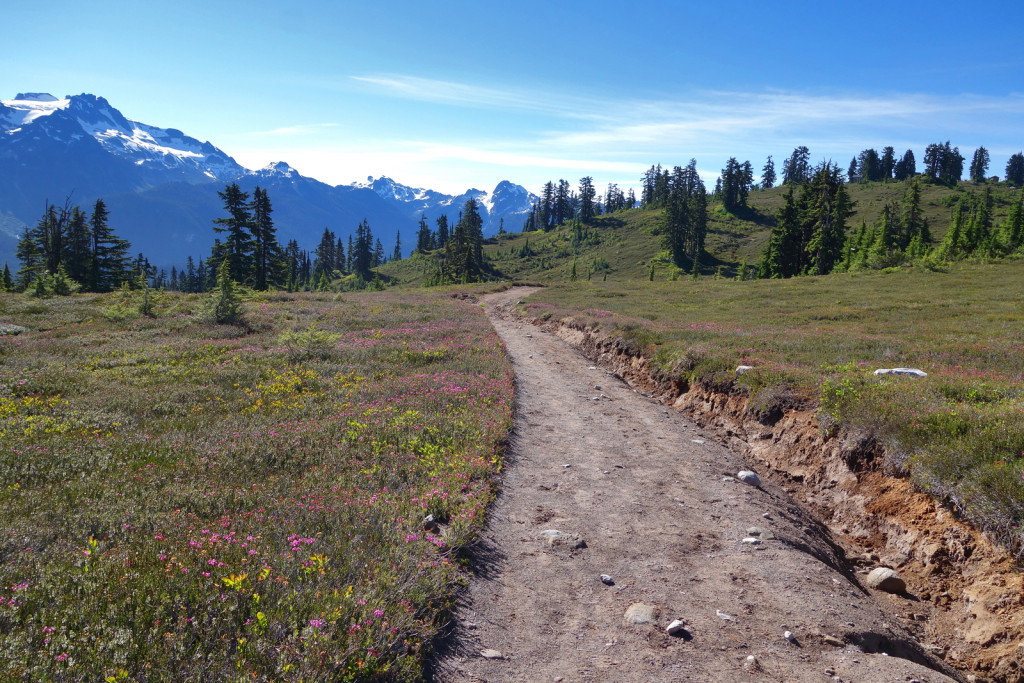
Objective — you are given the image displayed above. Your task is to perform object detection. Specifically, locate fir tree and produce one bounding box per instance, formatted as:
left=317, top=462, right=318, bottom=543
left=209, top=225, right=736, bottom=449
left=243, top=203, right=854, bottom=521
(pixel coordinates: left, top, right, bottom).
left=761, top=155, right=776, bottom=189
left=969, top=146, right=990, bottom=183
left=89, top=199, right=131, bottom=292
left=1005, top=153, right=1024, bottom=186
left=250, top=186, right=284, bottom=290
left=894, top=149, right=917, bottom=181
left=212, top=183, right=254, bottom=284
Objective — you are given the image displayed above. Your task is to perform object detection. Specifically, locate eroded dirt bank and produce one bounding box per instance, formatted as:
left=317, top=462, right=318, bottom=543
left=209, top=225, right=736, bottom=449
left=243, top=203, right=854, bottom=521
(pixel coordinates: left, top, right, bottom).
left=434, top=288, right=959, bottom=682
left=540, top=305, right=1024, bottom=682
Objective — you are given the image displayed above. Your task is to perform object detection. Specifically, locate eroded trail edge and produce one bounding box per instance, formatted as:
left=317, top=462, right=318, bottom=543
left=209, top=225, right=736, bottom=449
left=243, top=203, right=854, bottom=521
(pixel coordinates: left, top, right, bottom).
left=434, top=288, right=958, bottom=683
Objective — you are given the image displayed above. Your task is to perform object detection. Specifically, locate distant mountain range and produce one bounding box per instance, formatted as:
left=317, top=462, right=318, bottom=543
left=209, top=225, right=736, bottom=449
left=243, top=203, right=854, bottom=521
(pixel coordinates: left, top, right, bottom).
left=0, top=93, right=537, bottom=267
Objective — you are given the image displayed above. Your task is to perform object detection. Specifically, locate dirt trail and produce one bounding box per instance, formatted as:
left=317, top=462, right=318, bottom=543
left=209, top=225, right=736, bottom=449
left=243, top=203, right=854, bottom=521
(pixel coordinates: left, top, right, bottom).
left=434, top=288, right=959, bottom=682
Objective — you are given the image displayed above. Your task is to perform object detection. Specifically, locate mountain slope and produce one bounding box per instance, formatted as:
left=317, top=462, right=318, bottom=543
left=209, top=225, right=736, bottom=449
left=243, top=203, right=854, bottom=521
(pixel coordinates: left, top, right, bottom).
left=0, top=92, right=537, bottom=267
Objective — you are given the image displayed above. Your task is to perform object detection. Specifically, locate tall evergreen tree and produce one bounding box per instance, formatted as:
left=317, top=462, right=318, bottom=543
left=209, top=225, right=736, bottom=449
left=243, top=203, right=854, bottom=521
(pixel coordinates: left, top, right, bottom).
left=578, top=176, right=596, bottom=222
left=352, top=219, right=374, bottom=280
left=894, top=149, right=917, bottom=180
left=212, top=183, right=254, bottom=283
left=63, top=206, right=92, bottom=285
left=250, top=186, right=284, bottom=290
left=415, top=215, right=433, bottom=253
left=435, top=215, right=449, bottom=247
left=759, top=187, right=801, bottom=278
left=1005, top=153, right=1024, bottom=186
left=879, top=146, right=896, bottom=180
left=858, top=148, right=881, bottom=182
left=782, top=146, right=811, bottom=185
left=761, top=155, right=776, bottom=189
left=1000, top=189, right=1024, bottom=252
left=969, top=146, right=990, bottom=183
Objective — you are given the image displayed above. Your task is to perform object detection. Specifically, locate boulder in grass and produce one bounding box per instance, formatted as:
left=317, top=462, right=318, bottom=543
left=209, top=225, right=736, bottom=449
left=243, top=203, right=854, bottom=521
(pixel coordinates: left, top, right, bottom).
left=873, top=368, right=927, bottom=378
left=736, top=365, right=754, bottom=375
left=0, top=324, right=26, bottom=336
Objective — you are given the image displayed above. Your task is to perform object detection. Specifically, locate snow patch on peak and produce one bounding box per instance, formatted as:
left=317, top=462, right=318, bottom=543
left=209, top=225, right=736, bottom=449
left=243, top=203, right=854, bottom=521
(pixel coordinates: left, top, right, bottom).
left=263, top=161, right=298, bottom=176
left=14, top=93, right=59, bottom=102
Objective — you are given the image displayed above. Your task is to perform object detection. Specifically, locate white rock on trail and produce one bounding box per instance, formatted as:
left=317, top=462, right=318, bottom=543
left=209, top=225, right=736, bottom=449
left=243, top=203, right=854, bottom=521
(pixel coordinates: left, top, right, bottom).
left=737, top=470, right=762, bottom=487
left=480, top=649, right=503, bottom=659
left=666, top=619, right=689, bottom=636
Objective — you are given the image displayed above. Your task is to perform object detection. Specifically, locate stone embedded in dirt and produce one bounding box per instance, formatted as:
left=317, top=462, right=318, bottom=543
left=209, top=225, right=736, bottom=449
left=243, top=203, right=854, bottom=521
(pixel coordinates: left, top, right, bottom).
left=691, top=439, right=705, bottom=444
left=624, top=603, right=659, bottom=625
left=746, top=526, right=775, bottom=540
left=865, top=567, right=906, bottom=593
left=744, top=655, right=760, bottom=671
left=716, top=610, right=735, bottom=622
left=737, top=470, right=762, bottom=487
left=823, top=635, right=844, bottom=647
left=600, top=574, right=614, bottom=585
left=666, top=619, right=690, bottom=636
left=873, top=367, right=927, bottom=378
left=540, top=529, right=586, bottom=549
left=594, top=385, right=602, bottom=390
left=736, top=365, right=754, bottom=375
left=741, top=537, right=762, bottom=545
left=480, top=648, right=504, bottom=659
left=784, top=630, right=796, bottom=643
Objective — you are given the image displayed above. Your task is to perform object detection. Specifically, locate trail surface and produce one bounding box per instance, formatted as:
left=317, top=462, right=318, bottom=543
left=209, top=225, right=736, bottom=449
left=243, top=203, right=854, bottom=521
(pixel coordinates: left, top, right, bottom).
left=434, top=287, right=957, bottom=682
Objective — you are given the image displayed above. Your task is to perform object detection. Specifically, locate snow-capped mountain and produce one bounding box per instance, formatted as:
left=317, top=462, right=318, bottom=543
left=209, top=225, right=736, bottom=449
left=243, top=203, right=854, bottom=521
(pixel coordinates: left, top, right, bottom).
left=357, top=176, right=536, bottom=234
left=0, top=92, right=537, bottom=266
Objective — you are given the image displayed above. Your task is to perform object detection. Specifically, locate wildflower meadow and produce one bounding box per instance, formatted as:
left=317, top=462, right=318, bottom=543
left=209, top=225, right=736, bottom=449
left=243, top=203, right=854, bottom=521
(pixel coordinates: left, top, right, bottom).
left=0, top=288, right=512, bottom=680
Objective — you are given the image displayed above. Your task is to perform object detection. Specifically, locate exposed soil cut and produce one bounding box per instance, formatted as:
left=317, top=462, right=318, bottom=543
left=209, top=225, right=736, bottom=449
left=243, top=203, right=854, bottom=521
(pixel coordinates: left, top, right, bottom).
left=433, top=287, right=962, bottom=682
left=537, top=295, right=1024, bottom=683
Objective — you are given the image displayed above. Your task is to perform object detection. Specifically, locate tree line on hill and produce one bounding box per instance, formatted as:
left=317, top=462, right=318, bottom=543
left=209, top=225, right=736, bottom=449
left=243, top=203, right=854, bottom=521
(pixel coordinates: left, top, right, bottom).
left=512, top=139, right=1023, bottom=283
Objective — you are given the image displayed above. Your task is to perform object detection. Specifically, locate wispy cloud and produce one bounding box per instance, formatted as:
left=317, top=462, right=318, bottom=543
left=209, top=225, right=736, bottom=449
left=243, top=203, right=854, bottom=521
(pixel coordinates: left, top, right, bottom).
left=350, top=74, right=610, bottom=121
left=250, top=123, right=341, bottom=136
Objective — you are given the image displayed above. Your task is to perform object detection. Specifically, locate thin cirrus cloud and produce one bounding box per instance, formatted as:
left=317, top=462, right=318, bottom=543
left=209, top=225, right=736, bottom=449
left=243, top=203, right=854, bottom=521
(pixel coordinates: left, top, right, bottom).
left=249, top=123, right=342, bottom=136
left=350, top=74, right=1024, bottom=154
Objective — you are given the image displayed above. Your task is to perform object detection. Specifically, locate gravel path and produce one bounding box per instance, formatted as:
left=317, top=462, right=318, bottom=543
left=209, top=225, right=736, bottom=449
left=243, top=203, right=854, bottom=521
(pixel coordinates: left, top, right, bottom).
left=432, top=288, right=958, bottom=682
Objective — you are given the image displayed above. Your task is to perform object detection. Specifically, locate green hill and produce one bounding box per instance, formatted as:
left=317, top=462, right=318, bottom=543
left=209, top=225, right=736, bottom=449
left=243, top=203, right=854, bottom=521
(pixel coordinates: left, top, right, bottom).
left=381, top=178, right=1022, bottom=286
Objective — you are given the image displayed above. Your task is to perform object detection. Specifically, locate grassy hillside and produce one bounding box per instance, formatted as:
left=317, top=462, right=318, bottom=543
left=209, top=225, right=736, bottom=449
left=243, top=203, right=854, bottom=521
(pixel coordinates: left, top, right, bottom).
left=381, top=178, right=1021, bottom=286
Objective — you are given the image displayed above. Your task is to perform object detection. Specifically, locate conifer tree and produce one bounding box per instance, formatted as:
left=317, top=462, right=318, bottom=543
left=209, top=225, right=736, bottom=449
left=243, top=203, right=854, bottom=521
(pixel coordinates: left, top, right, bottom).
left=894, top=149, right=917, bottom=180
left=416, top=215, right=433, bottom=253
left=63, top=206, right=92, bottom=285
left=969, top=147, right=990, bottom=183
left=89, top=199, right=131, bottom=292
left=212, top=183, right=254, bottom=284
left=782, top=146, right=811, bottom=185
left=1000, top=189, right=1024, bottom=252
left=1005, top=153, right=1024, bottom=186
left=393, top=230, right=402, bottom=261
left=880, top=146, right=896, bottom=180
left=250, top=186, right=284, bottom=290
left=435, top=215, right=449, bottom=247
left=761, top=156, right=776, bottom=189
left=578, top=176, right=596, bottom=222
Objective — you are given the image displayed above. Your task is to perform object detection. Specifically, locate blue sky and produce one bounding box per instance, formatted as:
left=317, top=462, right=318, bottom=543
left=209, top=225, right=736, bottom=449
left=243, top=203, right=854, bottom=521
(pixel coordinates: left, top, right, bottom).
left=4, top=0, right=1023, bottom=194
